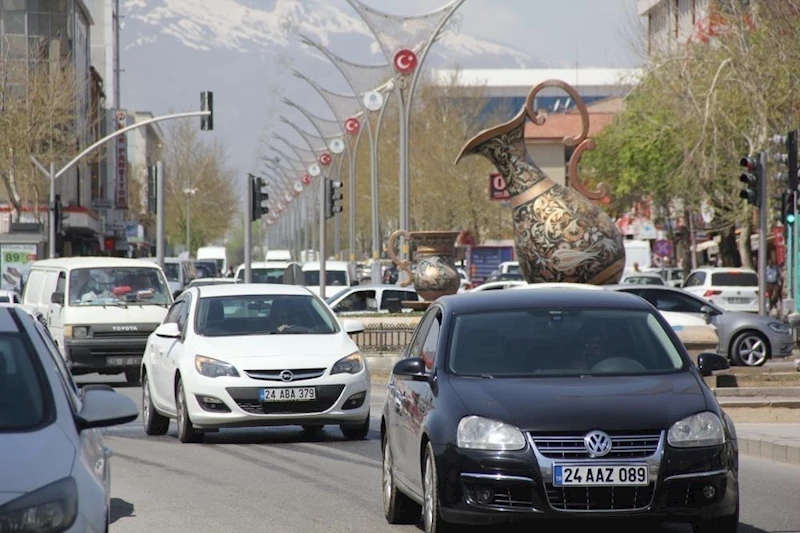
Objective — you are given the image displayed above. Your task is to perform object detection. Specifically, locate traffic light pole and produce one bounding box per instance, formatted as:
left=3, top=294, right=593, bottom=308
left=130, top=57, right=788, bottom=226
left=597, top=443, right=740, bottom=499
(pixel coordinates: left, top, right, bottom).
left=758, top=152, right=768, bottom=315
left=319, top=178, right=327, bottom=299
left=244, top=173, right=253, bottom=284
left=156, top=161, right=165, bottom=270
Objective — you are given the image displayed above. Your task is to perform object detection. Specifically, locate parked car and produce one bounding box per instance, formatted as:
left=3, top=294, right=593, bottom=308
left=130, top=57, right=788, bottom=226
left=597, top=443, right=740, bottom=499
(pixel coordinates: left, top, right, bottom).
left=611, top=284, right=793, bottom=366
left=644, top=266, right=684, bottom=288
left=682, top=267, right=759, bottom=313
left=0, top=304, right=138, bottom=532
left=620, top=272, right=666, bottom=286
left=467, top=280, right=527, bottom=292
left=140, top=284, right=370, bottom=443
left=381, top=289, right=738, bottom=532
left=326, top=285, right=420, bottom=314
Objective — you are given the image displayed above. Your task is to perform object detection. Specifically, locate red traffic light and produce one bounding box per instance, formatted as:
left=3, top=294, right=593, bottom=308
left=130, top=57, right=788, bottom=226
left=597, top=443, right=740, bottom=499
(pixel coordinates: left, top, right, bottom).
left=740, top=157, right=757, bottom=170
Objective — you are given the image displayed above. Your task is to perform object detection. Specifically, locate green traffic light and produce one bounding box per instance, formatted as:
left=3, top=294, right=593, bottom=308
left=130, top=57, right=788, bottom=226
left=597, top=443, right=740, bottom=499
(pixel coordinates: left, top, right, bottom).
left=787, top=213, right=796, bottom=224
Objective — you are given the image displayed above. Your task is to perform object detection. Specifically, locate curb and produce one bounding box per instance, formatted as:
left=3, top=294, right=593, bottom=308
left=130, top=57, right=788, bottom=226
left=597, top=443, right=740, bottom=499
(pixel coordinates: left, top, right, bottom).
left=718, top=398, right=800, bottom=408
left=714, top=387, right=800, bottom=398
left=738, top=437, right=800, bottom=466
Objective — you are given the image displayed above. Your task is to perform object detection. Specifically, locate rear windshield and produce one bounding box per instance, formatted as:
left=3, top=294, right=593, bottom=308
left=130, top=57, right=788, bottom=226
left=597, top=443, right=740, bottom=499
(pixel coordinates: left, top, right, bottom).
left=236, top=268, right=285, bottom=284
left=448, top=308, right=685, bottom=377
left=711, top=272, right=757, bottom=287
left=0, top=334, right=50, bottom=432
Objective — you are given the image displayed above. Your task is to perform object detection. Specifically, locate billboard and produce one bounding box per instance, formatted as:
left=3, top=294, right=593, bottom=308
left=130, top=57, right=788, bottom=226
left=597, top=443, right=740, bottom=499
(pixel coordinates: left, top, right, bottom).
left=489, top=173, right=510, bottom=201
left=115, top=110, right=128, bottom=209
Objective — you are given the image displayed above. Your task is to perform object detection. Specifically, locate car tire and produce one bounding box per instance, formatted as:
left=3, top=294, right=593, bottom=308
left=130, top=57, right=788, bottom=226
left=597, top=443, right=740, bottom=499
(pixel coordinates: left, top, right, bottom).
left=730, top=330, right=769, bottom=367
left=382, top=433, right=420, bottom=524
left=176, top=379, right=203, bottom=443
left=125, top=368, right=140, bottom=384
left=142, top=373, right=169, bottom=436
left=692, top=505, right=739, bottom=532
left=422, top=442, right=451, bottom=533
left=340, top=412, right=370, bottom=440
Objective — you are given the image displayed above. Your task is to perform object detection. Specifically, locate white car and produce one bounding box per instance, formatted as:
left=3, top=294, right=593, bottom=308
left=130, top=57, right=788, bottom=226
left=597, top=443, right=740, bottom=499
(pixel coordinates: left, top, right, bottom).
left=140, top=284, right=371, bottom=443
left=468, top=280, right=527, bottom=292
left=0, top=289, right=21, bottom=303
left=682, top=267, right=759, bottom=313
left=620, top=272, right=666, bottom=286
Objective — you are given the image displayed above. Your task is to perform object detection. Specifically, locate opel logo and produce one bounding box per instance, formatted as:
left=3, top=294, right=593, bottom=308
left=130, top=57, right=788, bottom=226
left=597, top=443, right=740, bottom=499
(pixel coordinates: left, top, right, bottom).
left=279, top=370, right=293, bottom=382
left=584, top=430, right=612, bottom=458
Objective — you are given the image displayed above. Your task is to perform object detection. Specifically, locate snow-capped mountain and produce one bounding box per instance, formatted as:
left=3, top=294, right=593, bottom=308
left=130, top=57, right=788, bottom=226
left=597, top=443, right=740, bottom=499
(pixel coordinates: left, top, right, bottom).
left=119, top=0, right=549, bottom=179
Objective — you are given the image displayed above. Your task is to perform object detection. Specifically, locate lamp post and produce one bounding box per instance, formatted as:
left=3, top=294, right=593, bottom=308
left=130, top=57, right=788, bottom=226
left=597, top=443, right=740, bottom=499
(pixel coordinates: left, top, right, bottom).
left=184, top=187, right=197, bottom=256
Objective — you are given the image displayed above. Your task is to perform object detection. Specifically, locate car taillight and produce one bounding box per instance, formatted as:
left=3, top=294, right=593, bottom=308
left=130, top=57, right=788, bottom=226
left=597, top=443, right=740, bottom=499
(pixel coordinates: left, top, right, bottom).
left=703, top=290, right=722, bottom=297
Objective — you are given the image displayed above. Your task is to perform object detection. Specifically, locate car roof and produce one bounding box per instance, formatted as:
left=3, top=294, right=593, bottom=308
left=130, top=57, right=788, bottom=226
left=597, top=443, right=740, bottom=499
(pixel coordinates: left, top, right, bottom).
left=236, top=262, right=290, bottom=269
left=193, top=283, right=312, bottom=298
left=689, top=267, right=756, bottom=273
left=437, top=287, right=651, bottom=313
left=32, top=257, right=163, bottom=269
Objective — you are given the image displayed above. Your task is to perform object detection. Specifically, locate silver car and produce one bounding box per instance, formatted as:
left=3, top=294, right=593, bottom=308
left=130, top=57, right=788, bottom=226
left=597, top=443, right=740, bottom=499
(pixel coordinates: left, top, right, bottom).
left=0, top=305, right=138, bottom=532
left=612, top=285, right=793, bottom=366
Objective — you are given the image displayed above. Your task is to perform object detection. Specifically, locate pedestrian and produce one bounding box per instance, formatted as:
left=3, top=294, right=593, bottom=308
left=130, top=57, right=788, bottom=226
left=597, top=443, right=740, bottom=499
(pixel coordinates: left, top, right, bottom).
left=765, top=256, right=782, bottom=316
left=632, top=262, right=641, bottom=273
left=226, top=266, right=235, bottom=278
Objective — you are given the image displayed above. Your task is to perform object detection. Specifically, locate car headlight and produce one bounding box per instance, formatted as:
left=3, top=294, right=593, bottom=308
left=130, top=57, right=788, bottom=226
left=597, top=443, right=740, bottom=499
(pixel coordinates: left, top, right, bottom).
left=0, top=476, right=78, bottom=533
left=331, top=352, right=364, bottom=375
left=768, top=322, right=790, bottom=334
left=457, top=416, right=526, bottom=451
left=667, top=412, right=725, bottom=448
left=194, top=355, right=239, bottom=378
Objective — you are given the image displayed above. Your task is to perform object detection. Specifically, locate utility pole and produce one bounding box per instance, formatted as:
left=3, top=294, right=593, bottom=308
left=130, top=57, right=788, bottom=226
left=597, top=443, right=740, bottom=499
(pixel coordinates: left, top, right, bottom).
left=244, top=174, right=253, bottom=283
left=319, top=178, right=328, bottom=299
left=156, top=161, right=165, bottom=269
left=759, top=151, right=768, bottom=316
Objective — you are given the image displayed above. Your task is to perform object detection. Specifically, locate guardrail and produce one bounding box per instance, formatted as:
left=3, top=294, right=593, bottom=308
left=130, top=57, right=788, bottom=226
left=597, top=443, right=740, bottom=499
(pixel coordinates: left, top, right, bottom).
left=352, top=324, right=416, bottom=355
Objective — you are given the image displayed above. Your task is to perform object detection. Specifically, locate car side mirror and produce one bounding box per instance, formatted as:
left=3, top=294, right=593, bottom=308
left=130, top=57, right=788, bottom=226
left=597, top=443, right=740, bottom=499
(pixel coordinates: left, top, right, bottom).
left=392, top=357, right=429, bottom=381
left=76, top=389, right=138, bottom=430
left=342, top=319, right=365, bottom=335
left=50, top=292, right=64, bottom=305
left=697, top=352, right=730, bottom=377
left=154, top=322, right=181, bottom=339
left=700, top=304, right=719, bottom=324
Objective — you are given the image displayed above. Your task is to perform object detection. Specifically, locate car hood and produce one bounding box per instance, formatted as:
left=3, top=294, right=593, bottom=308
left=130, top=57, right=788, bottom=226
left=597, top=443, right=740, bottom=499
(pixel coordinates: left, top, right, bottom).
left=721, top=310, right=779, bottom=326
left=0, top=423, right=75, bottom=505
left=190, top=333, right=359, bottom=368
left=448, top=372, right=708, bottom=433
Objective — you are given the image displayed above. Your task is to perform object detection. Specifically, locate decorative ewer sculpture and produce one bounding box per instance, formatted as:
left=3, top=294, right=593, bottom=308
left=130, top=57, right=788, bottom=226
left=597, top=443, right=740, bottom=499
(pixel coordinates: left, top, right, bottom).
left=455, top=80, right=625, bottom=284
left=387, top=230, right=461, bottom=302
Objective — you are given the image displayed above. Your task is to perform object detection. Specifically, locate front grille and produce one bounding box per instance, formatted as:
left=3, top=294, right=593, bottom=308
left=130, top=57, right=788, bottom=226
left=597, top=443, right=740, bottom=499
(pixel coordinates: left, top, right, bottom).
left=491, top=487, right=534, bottom=508
left=91, top=346, right=145, bottom=357
left=531, top=433, right=661, bottom=459
left=545, top=483, right=655, bottom=511
left=93, top=331, right=152, bottom=339
left=462, top=477, right=535, bottom=510
left=244, top=368, right=326, bottom=382
left=227, top=384, right=344, bottom=415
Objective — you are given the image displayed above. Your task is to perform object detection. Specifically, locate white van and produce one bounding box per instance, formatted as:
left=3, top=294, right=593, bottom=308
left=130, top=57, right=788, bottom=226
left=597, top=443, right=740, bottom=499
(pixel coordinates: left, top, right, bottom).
left=234, top=261, right=289, bottom=283
left=141, top=256, right=196, bottom=297
left=302, top=261, right=354, bottom=298
left=265, top=249, right=292, bottom=262
left=197, top=246, right=228, bottom=275
left=22, top=257, right=173, bottom=383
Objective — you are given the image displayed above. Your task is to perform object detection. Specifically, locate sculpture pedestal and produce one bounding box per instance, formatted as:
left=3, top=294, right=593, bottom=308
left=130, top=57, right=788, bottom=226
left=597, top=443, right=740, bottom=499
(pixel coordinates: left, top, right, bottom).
left=401, top=301, right=431, bottom=312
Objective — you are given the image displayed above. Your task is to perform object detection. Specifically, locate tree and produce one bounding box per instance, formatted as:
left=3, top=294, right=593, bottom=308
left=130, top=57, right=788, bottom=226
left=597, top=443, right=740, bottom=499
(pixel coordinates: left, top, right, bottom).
left=161, top=121, right=238, bottom=255
left=0, top=55, right=80, bottom=221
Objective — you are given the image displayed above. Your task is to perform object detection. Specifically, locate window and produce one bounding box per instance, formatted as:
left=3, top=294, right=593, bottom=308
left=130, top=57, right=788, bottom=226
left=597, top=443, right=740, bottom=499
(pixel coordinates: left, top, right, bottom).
left=634, top=289, right=709, bottom=314
left=0, top=333, right=52, bottom=431
left=381, top=290, right=417, bottom=310
left=711, top=272, right=757, bottom=287
left=177, top=295, right=191, bottom=331
left=406, top=307, right=440, bottom=359
left=68, top=267, right=170, bottom=306
left=3, top=12, right=26, bottom=34
left=683, top=272, right=706, bottom=287
left=236, top=268, right=285, bottom=284
left=447, top=308, right=685, bottom=377
left=303, top=270, right=348, bottom=286
left=164, top=301, right=184, bottom=324
left=419, top=312, right=441, bottom=371
left=335, top=290, right=376, bottom=313
left=194, top=294, right=337, bottom=336
left=55, top=272, right=66, bottom=294
left=34, top=321, right=79, bottom=408
left=163, top=263, right=181, bottom=282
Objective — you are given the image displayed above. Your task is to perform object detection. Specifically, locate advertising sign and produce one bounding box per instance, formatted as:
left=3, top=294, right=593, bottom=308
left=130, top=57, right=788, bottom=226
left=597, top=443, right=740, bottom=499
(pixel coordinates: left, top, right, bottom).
left=115, top=110, right=128, bottom=209
left=489, top=173, right=510, bottom=201
left=0, top=244, right=38, bottom=292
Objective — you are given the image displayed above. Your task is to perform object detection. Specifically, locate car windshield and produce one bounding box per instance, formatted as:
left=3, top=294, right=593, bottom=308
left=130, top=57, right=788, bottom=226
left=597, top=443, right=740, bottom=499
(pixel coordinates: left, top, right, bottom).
left=163, top=263, right=181, bottom=282
left=326, top=288, right=351, bottom=304
left=236, top=268, right=285, bottom=284
left=506, top=264, right=521, bottom=274
left=68, top=267, right=171, bottom=306
left=0, top=296, right=9, bottom=303
left=448, top=308, right=685, bottom=377
left=303, top=270, right=348, bottom=286
left=194, top=294, right=338, bottom=336
left=711, top=272, right=758, bottom=286
left=0, top=334, right=50, bottom=432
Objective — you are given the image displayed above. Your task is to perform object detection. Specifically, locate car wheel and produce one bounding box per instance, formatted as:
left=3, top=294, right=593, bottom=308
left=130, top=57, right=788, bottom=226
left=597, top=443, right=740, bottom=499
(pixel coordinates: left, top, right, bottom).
left=142, top=373, right=169, bottom=436
left=125, top=368, right=140, bottom=384
left=692, top=505, right=739, bottom=532
left=382, top=432, right=419, bottom=524
left=340, top=412, right=370, bottom=440
left=176, top=379, right=203, bottom=443
left=422, top=442, right=451, bottom=533
left=730, top=331, right=769, bottom=367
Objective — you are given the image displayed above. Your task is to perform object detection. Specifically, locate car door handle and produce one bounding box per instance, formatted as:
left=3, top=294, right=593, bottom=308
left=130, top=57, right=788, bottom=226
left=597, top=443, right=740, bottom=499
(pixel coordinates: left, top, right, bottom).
left=103, top=447, right=113, bottom=459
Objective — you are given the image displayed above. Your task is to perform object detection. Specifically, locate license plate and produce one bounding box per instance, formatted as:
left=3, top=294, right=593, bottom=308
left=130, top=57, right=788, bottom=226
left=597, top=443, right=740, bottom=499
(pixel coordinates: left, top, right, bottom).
left=553, top=465, right=648, bottom=486
left=259, top=387, right=316, bottom=402
left=728, top=297, right=750, bottom=304
left=107, top=356, right=141, bottom=366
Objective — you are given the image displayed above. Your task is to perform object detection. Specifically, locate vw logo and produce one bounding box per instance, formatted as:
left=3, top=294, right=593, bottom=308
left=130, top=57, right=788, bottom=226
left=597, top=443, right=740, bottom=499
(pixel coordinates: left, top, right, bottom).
left=584, top=430, right=612, bottom=458
left=279, top=370, right=294, bottom=382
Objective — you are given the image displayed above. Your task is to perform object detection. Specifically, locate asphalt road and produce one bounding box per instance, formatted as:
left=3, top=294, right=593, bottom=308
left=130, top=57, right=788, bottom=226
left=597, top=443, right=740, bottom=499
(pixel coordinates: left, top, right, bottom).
left=83, top=374, right=800, bottom=533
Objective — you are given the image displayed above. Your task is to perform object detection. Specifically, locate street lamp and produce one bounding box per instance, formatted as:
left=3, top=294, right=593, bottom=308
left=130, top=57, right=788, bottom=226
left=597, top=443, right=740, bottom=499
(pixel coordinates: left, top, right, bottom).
left=184, top=187, right=197, bottom=256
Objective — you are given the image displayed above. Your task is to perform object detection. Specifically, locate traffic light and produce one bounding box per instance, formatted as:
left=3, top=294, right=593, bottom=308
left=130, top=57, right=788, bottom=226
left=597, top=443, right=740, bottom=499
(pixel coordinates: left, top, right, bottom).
left=249, top=174, right=269, bottom=221
left=53, top=194, right=66, bottom=235
left=739, top=155, right=762, bottom=207
left=201, top=91, right=214, bottom=131
left=325, top=178, right=343, bottom=219
left=147, top=165, right=157, bottom=214
left=788, top=130, right=797, bottom=192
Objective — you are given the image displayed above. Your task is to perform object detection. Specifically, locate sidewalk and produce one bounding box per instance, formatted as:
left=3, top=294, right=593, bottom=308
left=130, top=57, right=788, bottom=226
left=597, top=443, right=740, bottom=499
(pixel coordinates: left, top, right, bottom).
left=736, top=423, right=800, bottom=466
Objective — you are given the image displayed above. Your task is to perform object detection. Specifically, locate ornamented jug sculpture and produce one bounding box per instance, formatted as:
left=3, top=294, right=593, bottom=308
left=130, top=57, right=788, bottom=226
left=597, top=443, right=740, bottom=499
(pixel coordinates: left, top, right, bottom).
left=456, top=80, right=625, bottom=285
left=387, top=230, right=461, bottom=301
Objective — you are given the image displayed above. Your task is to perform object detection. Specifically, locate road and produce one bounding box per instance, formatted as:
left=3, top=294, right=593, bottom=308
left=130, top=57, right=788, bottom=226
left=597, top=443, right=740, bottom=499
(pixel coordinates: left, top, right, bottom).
left=85, top=374, right=800, bottom=533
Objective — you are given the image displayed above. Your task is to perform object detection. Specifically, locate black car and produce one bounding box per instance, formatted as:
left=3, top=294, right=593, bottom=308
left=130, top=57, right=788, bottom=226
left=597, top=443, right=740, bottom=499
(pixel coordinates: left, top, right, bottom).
left=381, top=289, right=738, bottom=532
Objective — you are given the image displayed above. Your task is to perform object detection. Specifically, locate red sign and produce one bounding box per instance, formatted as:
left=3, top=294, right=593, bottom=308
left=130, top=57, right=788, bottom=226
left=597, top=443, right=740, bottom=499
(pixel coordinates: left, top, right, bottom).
left=302, top=174, right=311, bottom=186
left=393, top=49, right=418, bottom=74
left=774, top=227, right=786, bottom=265
left=344, top=117, right=360, bottom=135
left=115, top=110, right=128, bottom=209
left=319, top=153, right=332, bottom=166
left=104, top=237, right=115, bottom=251
left=489, top=173, right=510, bottom=201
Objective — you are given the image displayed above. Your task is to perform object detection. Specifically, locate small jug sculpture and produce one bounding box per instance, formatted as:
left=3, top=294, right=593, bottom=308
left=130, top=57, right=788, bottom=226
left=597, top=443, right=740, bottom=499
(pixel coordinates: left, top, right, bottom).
left=455, top=80, right=625, bottom=285
left=387, top=230, right=461, bottom=301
